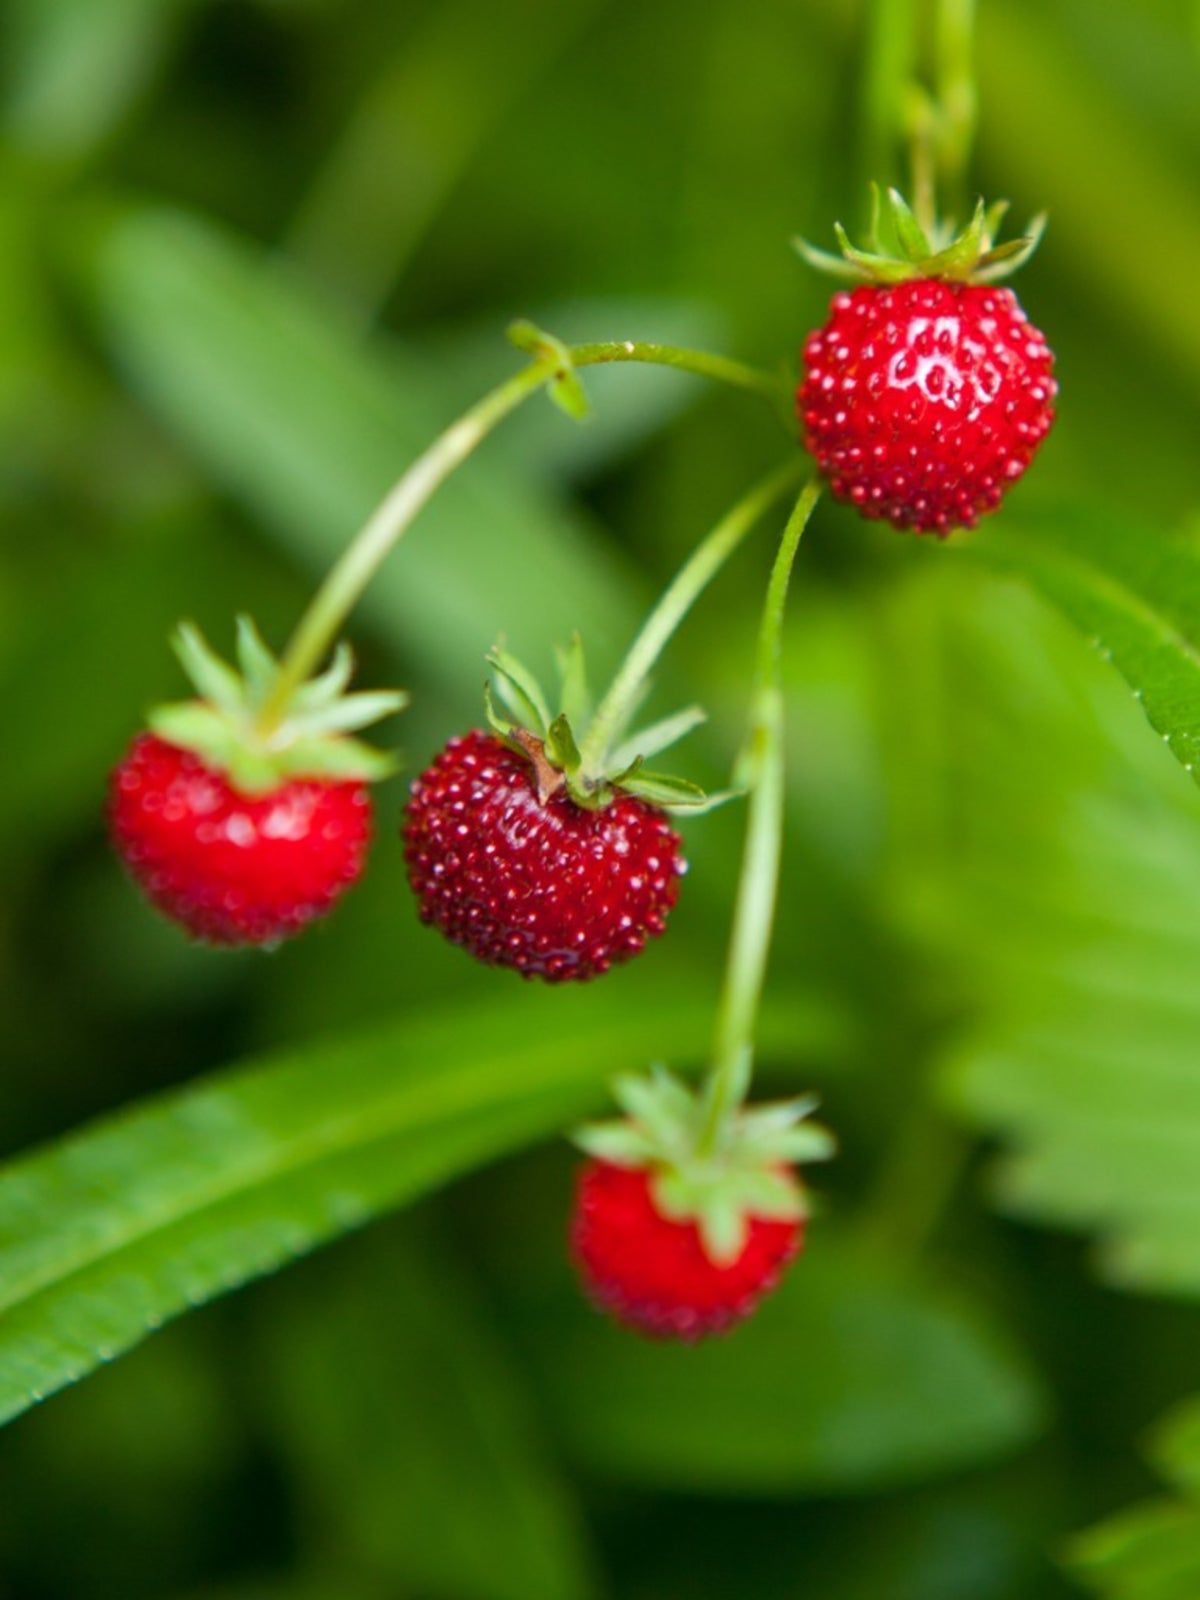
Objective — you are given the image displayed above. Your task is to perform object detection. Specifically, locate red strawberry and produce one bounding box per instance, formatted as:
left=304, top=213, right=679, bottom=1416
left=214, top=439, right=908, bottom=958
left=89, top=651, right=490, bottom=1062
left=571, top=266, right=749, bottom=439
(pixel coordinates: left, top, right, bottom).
left=571, top=1158, right=803, bottom=1338
left=109, top=620, right=403, bottom=946
left=110, top=733, right=371, bottom=946
left=800, top=279, right=1055, bottom=534
left=403, top=731, right=685, bottom=982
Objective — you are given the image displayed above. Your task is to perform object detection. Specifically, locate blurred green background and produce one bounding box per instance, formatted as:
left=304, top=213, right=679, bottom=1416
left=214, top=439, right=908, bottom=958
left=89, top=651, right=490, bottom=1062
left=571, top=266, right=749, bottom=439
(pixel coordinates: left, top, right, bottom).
left=2, top=0, right=1200, bottom=1596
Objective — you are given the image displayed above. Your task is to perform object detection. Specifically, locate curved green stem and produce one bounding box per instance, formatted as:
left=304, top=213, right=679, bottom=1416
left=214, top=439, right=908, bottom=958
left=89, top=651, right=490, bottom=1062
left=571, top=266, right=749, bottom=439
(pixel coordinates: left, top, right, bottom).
left=258, top=340, right=790, bottom=730
left=697, top=478, right=823, bottom=1155
left=576, top=457, right=809, bottom=776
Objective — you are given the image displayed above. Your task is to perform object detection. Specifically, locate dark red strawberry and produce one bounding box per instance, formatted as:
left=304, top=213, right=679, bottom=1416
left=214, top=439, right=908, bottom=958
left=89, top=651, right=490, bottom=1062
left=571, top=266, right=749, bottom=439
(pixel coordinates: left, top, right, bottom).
left=797, top=188, right=1056, bottom=534
left=571, top=1158, right=802, bottom=1338
left=800, top=279, right=1055, bottom=533
left=109, top=619, right=403, bottom=946
left=403, top=731, right=685, bottom=982
left=109, top=734, right=371, bottom=946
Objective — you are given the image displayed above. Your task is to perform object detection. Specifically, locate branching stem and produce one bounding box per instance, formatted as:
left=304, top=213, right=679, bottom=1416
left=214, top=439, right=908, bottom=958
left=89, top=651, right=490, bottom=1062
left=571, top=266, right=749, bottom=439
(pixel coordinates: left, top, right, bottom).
left=257, top=341, right=790, bottom=729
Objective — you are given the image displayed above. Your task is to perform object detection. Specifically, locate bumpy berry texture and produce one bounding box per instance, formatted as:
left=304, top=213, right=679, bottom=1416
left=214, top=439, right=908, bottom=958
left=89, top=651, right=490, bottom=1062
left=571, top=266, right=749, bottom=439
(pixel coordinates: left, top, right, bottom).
left=800, top=279, right=1056, bottom=534
left=403, top=731, right=684, bottom=982
left=571, top=1159, right=803, bottom=1339
left=109, top=733, right=371, bottom=946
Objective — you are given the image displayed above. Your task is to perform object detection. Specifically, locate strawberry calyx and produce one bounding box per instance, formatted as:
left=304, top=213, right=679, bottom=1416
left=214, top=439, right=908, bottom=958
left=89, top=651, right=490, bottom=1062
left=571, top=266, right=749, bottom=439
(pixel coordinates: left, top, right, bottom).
left=795, top=183, right=1046, bottom=287
left=573, top=1066, right=835, bottom=1266
left=483, top=637, right=732, bottom=814
left=148, top=617, right=407, bottom=796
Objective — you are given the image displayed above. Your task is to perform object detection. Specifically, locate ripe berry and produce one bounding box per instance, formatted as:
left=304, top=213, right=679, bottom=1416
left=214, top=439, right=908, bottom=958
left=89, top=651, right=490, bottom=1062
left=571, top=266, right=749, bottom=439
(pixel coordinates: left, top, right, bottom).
left=571, top=1159, right=803, bottom=1339
left=800, top=278, right=1056, bottom=534
left=403, top=731, right=685, bottom=982
left=109, top=733, right=371, bottom=946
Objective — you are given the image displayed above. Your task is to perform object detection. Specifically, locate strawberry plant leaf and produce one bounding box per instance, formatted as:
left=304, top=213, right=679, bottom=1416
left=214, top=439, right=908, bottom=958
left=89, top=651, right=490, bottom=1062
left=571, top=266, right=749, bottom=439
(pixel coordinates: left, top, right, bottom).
left=875, top=556, right=1200, bottom=1300
left=0, top=979, right=841, bottom=1431
left=966, top=502, right=1200, bottom=790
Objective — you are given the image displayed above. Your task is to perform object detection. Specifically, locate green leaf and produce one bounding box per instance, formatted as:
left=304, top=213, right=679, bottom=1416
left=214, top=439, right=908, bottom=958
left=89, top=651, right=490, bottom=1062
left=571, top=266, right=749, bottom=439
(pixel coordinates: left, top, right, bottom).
left=532, top=1235, right=1045, bottom=1493
left=879, top=552, right=1200, bottom=1299
left=1069, top=1397, right=1200, bottom=1598
left=969, top=503, right=1200, bottom=792
left=0, top=980, right=839, bottom=1430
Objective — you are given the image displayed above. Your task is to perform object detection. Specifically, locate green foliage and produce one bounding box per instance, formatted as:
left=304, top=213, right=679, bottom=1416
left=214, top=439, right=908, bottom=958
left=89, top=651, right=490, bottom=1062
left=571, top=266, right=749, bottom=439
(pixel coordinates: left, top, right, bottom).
left=1070, top=1397, right=1200, bottom=1598
left=0, top=979, right=836, bottom=1431
left=3, top=0, right=1200, bottom=1596
left=975, top=503, right=1200, bottom=793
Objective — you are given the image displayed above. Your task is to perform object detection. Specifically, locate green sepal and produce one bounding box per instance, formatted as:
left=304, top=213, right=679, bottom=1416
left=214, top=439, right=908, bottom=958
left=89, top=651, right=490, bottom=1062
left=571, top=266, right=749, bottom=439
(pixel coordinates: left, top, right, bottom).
left=235, top=615, right=280, bottom=701
left=610, top=705, right=706, bottom=770
left=555, top=633, right=591, bottom=728
left=271, top=736, right=399, bottom=784
left=573, top=1073, right=833, bottom=1269
left=507, top=319, right=591, bottom=420
left=797, top=185, right=1047, bottom=286
left=487, top=644, right=551, bottom=737
left=478, top=639, right=727, bottom=817
left=884, top=186, right=932, bottom=262
left=544, top=713, right=583, bottom=780
left=149, top=620, right=405, bottom=795
left=173, top=623, right=243, bottom=713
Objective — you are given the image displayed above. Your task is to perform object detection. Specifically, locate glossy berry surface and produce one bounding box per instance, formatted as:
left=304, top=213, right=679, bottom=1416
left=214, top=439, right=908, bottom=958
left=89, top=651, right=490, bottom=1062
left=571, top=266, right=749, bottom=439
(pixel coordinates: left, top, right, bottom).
left=403, top=731, right=684, bottom=982
left=109, top=733, right=371, bottom=946
left=800, top=279, right=1056, bottom=534
left=571, top=1159, right=803, bottom=1339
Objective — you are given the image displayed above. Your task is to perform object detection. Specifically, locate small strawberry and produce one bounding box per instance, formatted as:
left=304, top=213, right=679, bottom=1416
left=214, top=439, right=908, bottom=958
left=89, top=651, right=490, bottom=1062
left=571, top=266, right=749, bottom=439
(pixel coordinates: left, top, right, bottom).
left=797, top=189, right=1056, bottom=534
left=403, top=643, right=713, bottom=982
left=404, top=731, right=684, bottom=981
left=570, top=1071, right=834, bottom=1338
left=110, top=619, right=405, bottom=946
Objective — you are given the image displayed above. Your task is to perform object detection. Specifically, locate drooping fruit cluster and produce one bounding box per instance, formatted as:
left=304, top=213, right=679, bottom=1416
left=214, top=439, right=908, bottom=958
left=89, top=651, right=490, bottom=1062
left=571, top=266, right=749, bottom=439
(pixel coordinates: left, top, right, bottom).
left=403, top=731, right=684, bottom=982
left=570, top=1070, right=834, bottom=1338
left=797, top=189, right=1056, bottom=534
left=403, top=642, right=718, bottom=983
left=109, top=620, right=404, bottom=947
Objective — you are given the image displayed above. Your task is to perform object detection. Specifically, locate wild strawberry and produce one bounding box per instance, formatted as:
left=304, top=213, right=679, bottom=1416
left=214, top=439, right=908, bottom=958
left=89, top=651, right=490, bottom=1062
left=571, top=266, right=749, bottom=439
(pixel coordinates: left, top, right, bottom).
left=403, top=641, right=718, bottom=982
left=797, top=188, right=1056, bottom=534
left=570, top=1071, right=835, bottom=1338
left=571, top=1159, right=802, bottom=1338
left=110, top=619, right=404, bottom=946
left=404, top=730, right=684, bottom=981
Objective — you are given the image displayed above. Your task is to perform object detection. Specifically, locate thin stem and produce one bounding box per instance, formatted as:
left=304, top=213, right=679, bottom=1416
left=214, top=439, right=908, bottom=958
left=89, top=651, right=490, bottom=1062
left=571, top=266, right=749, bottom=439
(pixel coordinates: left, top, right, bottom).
left=577, top=457, right=809, bottom=775
left=571, top=341, right=788, bottom=407
left=861, top=0, right=919, bottom=193
left=697, top=478, right=822, bottom=1155
left=258, top=340, right=787, bottom=730
left=934, top=0, right=977, bottom=211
